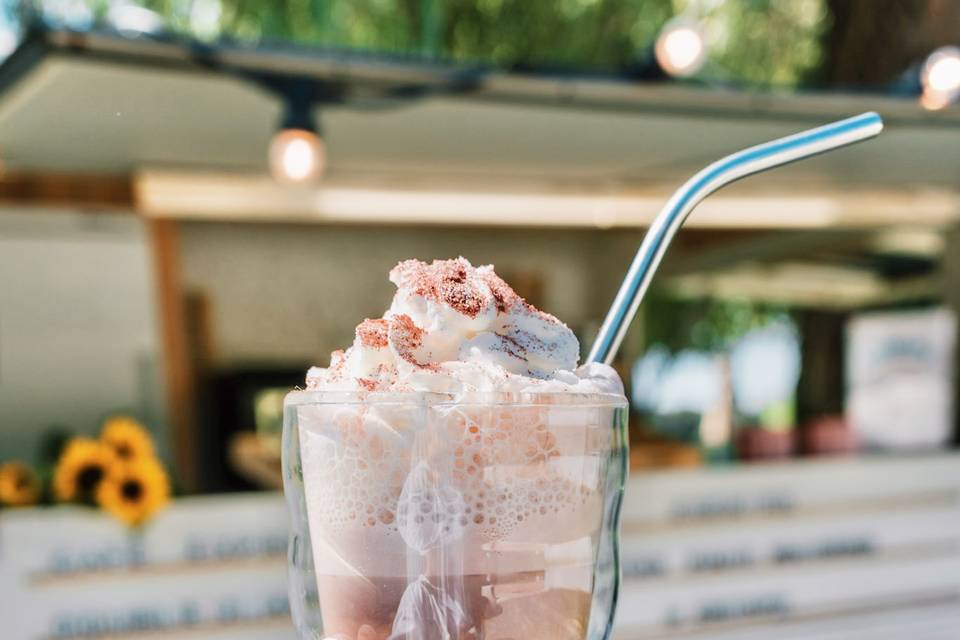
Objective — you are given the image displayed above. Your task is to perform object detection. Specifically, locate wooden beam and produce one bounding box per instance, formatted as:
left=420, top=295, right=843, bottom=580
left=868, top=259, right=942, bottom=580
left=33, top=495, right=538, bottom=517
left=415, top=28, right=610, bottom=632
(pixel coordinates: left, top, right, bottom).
left=148, top=219, right=198, bottom=492
left=0, top=171, right=133, bottom=209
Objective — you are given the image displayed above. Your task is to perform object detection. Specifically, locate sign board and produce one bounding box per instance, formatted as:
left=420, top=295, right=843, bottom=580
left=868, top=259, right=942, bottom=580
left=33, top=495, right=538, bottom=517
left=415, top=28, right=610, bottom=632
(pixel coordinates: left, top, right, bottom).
left=0, top=493, right=295, bottom=640
left=616, top=453, right=960, bottom=638
left=846, top=307, right=956, bottom=450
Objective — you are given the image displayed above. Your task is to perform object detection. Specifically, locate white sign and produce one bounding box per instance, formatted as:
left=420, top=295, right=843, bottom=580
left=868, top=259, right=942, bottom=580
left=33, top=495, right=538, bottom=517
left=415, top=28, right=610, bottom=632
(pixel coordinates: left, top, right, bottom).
left=0, top=493, right=295, bottom=640
left=846, top=307, right=956, bottom=450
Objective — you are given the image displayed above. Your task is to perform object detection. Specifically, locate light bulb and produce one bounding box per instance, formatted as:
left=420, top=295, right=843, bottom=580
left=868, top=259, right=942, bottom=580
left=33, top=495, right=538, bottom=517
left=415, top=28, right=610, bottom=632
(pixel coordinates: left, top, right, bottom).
left=655, top=19, right=706, bottom=78
left=923, top=46, right=960, bottom=94
left=920, top=46, right=960, bottom=110
left=270, top=128, right=325, bottom=184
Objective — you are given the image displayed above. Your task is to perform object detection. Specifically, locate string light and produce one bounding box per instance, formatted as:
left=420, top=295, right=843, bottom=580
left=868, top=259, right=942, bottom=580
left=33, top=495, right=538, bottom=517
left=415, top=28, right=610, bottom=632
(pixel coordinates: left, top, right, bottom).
left=654, top=18, right=707, bottom=78
left=269, top=100, right=325, bottom=184
left=920, top=46, right=960, bottom=110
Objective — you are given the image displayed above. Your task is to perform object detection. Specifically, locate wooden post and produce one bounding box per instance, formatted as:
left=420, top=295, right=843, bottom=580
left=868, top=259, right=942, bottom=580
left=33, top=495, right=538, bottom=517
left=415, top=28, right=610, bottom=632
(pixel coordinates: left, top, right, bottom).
left=941, top=224, right=960, bottom=444
left=796, top=309, right=848, bottom=426
left=148, top=219, right=198, bottom=492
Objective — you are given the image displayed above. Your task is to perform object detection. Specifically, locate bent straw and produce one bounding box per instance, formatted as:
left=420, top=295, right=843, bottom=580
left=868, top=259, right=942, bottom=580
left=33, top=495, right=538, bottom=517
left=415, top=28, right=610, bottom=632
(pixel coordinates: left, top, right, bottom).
left=587, top=111, right=884, bottom=365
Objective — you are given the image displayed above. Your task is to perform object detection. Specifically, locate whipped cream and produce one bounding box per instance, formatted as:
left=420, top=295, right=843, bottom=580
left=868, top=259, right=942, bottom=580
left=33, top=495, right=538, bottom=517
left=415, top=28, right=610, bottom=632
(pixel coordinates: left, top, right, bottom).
left=306, top=258, right=622, bottom=396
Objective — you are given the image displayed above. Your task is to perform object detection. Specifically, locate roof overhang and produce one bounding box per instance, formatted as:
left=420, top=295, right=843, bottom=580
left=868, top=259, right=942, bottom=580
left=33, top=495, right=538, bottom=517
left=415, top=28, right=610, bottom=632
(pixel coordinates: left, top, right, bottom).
left=0, top=27, right=958, bottom=229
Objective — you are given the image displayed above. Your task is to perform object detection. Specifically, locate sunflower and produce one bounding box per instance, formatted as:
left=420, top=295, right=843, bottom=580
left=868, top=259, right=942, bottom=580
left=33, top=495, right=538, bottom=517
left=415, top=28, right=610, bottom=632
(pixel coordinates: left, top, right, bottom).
left=0, top=461, right=41, bottom=507
left=54, top=438, right=115, bottom=504
left=101, top=416, right=155, bottom=461
left=96, top=457, right=170, bottom=526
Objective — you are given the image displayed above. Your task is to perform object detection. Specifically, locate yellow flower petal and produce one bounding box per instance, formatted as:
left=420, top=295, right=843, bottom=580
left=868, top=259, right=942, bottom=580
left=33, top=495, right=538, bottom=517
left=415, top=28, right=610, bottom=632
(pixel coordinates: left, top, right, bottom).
left=54, top=438, right=115, bottom=503
left=97, top=457, right=170, bottom=527
left=0, top=461, right=40, bottom=507
left=101, top=416, right=156, bottom=461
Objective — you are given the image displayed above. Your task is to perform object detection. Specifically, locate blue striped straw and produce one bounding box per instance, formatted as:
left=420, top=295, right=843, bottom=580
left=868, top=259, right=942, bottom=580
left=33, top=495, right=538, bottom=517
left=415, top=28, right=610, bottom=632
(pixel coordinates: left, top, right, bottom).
left=587, top=111, right=884, bottom=365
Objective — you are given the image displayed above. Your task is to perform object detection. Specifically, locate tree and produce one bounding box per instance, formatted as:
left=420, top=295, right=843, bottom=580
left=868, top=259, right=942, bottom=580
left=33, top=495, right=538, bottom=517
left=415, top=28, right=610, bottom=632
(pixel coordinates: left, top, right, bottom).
left=817, top=0, right=960, bottom=87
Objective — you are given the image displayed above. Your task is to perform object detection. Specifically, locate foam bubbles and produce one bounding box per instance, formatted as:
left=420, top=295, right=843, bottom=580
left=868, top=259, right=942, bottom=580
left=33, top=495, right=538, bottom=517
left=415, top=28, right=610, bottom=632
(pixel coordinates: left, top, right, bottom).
left=396, top=462, right=467, bottom=553
left=300, top=404, right=605, bottom=547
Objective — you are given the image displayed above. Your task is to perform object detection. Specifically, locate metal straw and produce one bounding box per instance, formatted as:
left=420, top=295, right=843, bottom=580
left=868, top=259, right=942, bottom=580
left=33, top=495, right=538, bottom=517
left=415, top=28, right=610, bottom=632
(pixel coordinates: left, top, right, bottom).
left=587, top=111, right=884, bottom=365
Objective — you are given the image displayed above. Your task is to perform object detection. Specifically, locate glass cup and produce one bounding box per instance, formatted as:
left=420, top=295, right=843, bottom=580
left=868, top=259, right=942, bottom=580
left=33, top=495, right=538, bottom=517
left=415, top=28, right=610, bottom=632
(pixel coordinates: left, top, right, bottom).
left=283, top=390, right=628, bottom=640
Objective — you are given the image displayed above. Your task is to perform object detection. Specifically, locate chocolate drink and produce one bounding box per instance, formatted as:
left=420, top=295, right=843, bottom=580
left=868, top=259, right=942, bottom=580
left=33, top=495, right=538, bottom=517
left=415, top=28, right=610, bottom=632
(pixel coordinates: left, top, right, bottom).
left=314, top=575, right=592, bottom=640
left=287, top=258, right=627, bottom=639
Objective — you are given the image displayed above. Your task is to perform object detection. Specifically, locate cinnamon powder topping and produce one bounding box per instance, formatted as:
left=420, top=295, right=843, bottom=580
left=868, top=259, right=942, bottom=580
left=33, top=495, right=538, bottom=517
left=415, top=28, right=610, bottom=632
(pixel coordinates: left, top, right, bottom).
left=329, top=349, right=346, bottom=372
left=356, top=318, right=389, bottom=348
left=356, top=378, right=378, bottom=391
left=389, top=313, right=437, bottom=370
left=392, top=258, right=492, bottom=319
left=492, top=333, right=525, bottom=361
left=479, top=270, right=520, bottom=314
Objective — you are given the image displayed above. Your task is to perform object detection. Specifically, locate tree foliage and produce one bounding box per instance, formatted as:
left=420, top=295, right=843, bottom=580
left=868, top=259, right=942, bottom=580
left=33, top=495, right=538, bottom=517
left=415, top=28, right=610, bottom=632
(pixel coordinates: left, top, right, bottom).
left=27, top=0, right=828, bottom=87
